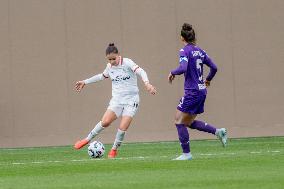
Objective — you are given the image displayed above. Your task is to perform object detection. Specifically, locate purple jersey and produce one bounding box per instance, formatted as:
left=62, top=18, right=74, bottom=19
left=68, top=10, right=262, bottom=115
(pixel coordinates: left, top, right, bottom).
left=171, top=44, right=217, bottom=96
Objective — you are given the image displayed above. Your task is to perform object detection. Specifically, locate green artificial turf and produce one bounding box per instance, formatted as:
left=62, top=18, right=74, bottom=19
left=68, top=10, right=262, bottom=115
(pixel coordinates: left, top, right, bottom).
left=0, top=137, right=283, bottom=189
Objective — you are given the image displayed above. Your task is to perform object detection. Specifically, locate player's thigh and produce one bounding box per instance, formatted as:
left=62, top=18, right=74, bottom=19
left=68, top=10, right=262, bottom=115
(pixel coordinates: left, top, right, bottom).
left=174, top=109, right=196, bottom=125
left=101, top=109, right=118, bottom=127
left=119, top=116, right=133, bottom=131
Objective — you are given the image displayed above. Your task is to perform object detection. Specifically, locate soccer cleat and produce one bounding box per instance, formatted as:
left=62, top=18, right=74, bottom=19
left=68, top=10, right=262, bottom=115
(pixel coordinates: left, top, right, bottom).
left=74, top=139, right=89, bottom=149
left=173, top=153, right=193, bottom=160
left=216, top=128, right=227, bottom=147
left=108, top=149, right=117, bottom=158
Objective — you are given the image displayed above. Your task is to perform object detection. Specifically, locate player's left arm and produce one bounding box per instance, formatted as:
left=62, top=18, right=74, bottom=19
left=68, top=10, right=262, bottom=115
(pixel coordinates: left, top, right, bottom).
left=203, top=53, right=217, bottom=87
left=127, top=60, right=156, bottom=95
left=168, top=49, right=188, bottom=84
left=168, top=61, right=188, bottom=84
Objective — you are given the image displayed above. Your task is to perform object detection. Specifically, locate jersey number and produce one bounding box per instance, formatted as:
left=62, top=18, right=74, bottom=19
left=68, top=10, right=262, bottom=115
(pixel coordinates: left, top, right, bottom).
left=196, top=59, right=203, bottom=82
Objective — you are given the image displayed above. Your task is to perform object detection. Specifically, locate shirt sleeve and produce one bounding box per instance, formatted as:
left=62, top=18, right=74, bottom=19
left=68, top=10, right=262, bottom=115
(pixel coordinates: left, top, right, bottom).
left=83, top=64, right=110, bottom=84
left=135, top=67, right=149, bottom=83
left=125, top=59, right=149, bottom=83
left=171, top=48, right=188, bottom=75
left=203, top=53, right=217, bottom=81
left=124, top=59, right=139, bottom=72
left=102, top=63, right=110, bottom=78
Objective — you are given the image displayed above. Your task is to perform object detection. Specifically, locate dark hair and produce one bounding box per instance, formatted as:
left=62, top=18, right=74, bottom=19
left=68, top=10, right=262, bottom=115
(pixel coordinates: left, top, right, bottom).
left=105, top=43, right=118, bottom=55
left=181, top=23, right=196, bottom=44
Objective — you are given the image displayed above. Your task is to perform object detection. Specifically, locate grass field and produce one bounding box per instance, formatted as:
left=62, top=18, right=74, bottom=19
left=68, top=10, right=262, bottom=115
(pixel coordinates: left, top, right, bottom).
left=0, top=137, right=283, bottom=189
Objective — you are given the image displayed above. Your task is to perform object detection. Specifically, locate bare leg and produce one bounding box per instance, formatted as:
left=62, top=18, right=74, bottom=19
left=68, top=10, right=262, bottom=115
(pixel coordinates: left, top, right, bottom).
left=174, top=109, right=196, bottom=125
left=101, top=109, right=118, bottom=127
left=85, top=109, right=117, bottom=141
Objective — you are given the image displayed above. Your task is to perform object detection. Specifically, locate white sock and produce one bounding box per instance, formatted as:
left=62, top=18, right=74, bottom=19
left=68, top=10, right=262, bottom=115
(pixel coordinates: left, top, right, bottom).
left=215, top=129, right=219, bottom=135
left=112, top=129, right=126, bottom=150
left=183, top=152, right=191, bottom=157
left=86, top=121, right=104, bottom=141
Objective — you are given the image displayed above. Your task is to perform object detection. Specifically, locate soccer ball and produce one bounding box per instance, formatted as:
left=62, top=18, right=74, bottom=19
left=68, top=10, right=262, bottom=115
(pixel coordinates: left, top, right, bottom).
left=87, top=141, right=105, bottom=158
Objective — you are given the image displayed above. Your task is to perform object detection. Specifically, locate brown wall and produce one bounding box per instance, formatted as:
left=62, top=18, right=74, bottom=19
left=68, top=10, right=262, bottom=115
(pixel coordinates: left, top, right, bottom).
left=1, top=0, right=284, bottom=148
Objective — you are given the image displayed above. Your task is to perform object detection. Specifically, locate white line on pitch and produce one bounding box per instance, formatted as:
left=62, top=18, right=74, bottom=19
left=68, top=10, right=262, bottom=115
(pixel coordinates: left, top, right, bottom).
left=270, top=150, right=280, bottom=153
left=2, top=150, right=281, bottom=166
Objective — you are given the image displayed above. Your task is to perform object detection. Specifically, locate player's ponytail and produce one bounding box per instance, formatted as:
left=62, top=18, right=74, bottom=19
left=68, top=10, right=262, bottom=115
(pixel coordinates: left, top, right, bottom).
left=181, top=23, right=196, bottom=44
left=106, top=43, right=119, bottom=55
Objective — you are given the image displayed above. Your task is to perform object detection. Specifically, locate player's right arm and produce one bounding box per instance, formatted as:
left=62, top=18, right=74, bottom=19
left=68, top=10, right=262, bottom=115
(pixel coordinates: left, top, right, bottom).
left=74, top=64, right=110, bottom=92
left=203, top=52, right=217, bottom=87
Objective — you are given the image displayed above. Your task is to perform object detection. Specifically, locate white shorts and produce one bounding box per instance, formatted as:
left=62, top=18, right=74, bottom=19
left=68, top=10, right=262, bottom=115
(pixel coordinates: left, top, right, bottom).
left=107, top=95, right=140, bottom=117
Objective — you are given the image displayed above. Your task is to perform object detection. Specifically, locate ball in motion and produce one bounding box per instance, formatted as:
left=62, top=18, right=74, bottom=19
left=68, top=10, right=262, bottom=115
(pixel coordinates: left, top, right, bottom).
left=87, top=141, right=105, bottom=158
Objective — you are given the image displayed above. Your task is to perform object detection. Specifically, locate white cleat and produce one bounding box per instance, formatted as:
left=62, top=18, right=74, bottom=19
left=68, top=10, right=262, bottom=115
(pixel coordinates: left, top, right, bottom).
left=216, top=128, right=227, bottom=147
left=173, top=153, right=193, bottom=160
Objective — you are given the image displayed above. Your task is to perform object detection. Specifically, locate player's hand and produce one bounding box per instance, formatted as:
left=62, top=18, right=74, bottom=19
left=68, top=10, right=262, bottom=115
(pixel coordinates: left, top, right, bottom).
left=168, top=73, right=175, bottom=84
left=145, top=82, right=157, bottom=95
left=205, top=80, right=210, bottom=87
left=75, top=81, right=86, bottom=92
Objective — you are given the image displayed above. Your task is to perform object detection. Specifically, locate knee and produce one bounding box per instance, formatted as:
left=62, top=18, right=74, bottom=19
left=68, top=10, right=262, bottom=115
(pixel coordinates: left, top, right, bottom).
left=174, top=115, right=182, bottom=125
left=174, top=116, right=195, bottom=127
left=187, top=120, right=195, bottom=128
left=101, top=119, right=112, bottom=127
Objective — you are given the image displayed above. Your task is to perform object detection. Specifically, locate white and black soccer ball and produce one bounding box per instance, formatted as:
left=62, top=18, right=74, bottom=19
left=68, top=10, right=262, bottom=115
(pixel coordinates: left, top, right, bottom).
left=87, top=141, right=105, bottom=158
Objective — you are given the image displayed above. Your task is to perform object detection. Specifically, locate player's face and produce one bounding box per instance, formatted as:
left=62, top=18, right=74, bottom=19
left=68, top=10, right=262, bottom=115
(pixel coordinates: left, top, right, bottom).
left=106, top=53, right=119, bottom=66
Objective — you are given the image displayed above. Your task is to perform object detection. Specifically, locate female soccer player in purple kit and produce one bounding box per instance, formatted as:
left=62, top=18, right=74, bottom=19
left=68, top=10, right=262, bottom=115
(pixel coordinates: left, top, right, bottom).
left=168, top=23, right=228, bottom=160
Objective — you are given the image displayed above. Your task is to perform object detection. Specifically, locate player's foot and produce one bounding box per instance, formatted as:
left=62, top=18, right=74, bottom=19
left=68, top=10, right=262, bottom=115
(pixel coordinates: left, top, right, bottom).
left=216, top=128, right=227, bottom=147
left=108, top=149, right=117, bottom=158
left=173, top=153, right=192, bottom=160
left=74, top=139, right=89, bottom=149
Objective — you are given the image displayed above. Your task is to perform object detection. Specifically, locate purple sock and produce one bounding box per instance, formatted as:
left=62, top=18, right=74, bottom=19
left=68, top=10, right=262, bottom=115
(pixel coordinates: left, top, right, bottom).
left=189, top=120, right=216, bottom=135
left=175, top=124, right=190, bottom=153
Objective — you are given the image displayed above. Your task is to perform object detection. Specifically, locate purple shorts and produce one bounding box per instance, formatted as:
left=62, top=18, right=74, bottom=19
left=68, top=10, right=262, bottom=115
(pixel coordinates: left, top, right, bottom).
left=177, top=94, right=206, bottom=114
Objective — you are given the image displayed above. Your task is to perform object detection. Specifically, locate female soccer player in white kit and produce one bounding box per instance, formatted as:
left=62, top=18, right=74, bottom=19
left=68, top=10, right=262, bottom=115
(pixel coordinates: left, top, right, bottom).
left=74, top=43, right=156, bottom=158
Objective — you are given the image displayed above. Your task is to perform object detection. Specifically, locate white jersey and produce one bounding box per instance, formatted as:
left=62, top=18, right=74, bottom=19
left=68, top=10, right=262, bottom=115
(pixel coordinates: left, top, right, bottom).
left=102, top=57, right=143, bottom=103
left=84, top=56, right=149, bottom=105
